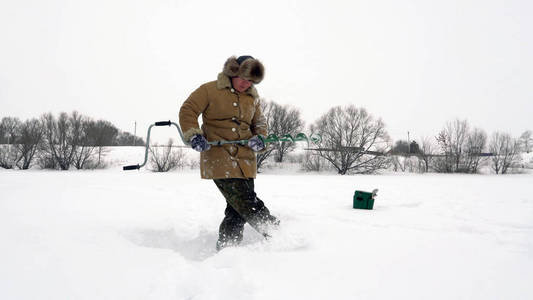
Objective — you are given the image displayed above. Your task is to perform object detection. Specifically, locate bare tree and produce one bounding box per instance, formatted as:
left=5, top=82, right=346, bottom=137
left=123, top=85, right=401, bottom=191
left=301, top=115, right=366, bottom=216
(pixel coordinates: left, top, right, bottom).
left=0, top=117, right=22, bottom=145
left=313, top=105, right=390, bottom=175
left=41, top=112, right=80, bottom=170
left=434, top=120, right=490, bottom=173
left=71, top=117, right=97, bottom=169
left=0, top=123, right=4, bottom=144
left=0, top=120, right=5, bottom=144
left=519, top=130, right=532, bottom=153
left=441, top=119, right=469, bottom=172
left=0, top=145, right=17, bottom=169
left=267, top=102, right=304, bottom=163
left=435, top=119, right=480, bottom=173
left=85, top=119, right=118, bottom=167
left=35, top=147, right=57, bottom=169
left=301, top=151, right=325, bottom=172
left=149, top=139, right=186, bottom=172
left=489, top=132, right=521, bottom=174
left=418, top=136, right=436, bottom=173
left=13, top=118, right=44, bottom=170
left=255, top=99, right=304, bottom=169
left=301, top=124, right=325, bottom=172
left=464, top=127, right=487, bottom=173
left=256, top=100, right=278, bottom=170
left=0, top=117, right=21, bottom=168
left=434, top=130, right=452, bottom=173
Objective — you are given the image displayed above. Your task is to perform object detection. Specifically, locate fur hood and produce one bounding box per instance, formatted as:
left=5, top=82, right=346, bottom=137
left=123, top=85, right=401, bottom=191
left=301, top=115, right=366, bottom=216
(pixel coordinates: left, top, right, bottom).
left=222, top=56, right=265, bottom=84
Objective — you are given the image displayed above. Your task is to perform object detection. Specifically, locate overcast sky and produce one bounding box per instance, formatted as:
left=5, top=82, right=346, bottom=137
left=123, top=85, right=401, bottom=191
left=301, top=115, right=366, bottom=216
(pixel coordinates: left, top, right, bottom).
left=1, top=0, right=532, bottom=143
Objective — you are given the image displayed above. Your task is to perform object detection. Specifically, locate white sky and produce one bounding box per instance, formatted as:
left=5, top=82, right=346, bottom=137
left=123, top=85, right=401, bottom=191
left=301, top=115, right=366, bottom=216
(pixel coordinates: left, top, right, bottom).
left=1, top=0, right=532, bottom=143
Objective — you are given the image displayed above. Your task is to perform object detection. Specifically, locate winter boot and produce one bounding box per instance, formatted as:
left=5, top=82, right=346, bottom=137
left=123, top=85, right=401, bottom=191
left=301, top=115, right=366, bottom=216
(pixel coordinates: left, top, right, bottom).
left=216, top=203, right=246, bottom=251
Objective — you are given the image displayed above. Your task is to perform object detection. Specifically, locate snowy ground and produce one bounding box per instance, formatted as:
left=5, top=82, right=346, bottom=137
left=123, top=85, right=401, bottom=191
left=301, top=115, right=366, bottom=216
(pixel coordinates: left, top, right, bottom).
left=1, top=149, right=532, bottom=299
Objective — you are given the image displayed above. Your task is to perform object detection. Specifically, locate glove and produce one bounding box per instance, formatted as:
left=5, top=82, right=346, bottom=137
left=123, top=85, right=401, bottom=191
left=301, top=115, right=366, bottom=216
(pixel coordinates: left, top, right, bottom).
left=248, top=135, right=265, bottom=152
left=190, top=134, right=211, bottom=152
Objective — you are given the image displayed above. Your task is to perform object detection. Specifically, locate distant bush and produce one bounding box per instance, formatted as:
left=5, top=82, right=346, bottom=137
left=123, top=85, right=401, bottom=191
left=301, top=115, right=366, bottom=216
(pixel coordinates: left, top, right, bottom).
left=188, top=157, right=199, bottom=170
left=432, top=119, right=488, bottom=174
left=489, top=132, right=522, bottom=174
left=149, top=139, right=186, bottom=172
left=301, top=151, right=328, bottom=172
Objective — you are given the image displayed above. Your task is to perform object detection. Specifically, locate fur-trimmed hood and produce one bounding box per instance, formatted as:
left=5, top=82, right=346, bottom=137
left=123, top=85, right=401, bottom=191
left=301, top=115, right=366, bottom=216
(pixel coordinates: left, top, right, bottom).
left=216, top=73, right=259, bottom=99
left=222, top=56, right=265, bottom=84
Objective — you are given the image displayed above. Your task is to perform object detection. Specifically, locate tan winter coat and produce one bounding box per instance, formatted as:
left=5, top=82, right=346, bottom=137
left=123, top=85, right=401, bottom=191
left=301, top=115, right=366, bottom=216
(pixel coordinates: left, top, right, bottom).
left=179, top=73, right=267, bottom=179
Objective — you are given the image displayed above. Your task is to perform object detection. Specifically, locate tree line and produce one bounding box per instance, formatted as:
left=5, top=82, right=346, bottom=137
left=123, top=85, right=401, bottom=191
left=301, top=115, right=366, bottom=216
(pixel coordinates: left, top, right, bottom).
left=388, top=120, right=532, bottom=174
left=1, top=105, right=531, bottom=175
left=0, top=112, right=144, bottom=170
left=256, top=100, right=389, bottom=174
left=255, top=99, right=532, bottom=175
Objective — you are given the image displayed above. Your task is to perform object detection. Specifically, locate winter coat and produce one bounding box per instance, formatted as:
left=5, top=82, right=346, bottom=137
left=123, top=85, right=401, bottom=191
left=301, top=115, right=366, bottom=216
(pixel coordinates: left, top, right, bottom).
left=179, top=73, right=267, bottom=179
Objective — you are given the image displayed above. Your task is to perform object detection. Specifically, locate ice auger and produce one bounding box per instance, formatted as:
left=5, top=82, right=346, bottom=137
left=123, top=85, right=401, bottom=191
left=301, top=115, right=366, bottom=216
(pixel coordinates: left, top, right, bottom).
left=123, top=120, right=321, bottom=171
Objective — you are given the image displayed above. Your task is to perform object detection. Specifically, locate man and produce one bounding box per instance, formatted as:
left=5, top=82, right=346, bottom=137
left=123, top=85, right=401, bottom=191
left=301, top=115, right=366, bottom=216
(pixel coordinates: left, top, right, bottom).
left=179, top=55, right=279, bottom=251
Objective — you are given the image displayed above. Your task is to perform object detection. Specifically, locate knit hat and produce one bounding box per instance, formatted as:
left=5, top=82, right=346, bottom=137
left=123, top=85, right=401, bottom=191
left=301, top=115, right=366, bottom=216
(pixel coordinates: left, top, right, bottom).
left=223, top=55, right=265, bottom=84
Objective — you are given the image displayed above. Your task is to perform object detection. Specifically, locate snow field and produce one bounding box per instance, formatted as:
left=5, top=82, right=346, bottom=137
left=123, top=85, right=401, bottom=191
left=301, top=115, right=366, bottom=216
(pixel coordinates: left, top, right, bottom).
left=1, top=152, right=532, bottom=299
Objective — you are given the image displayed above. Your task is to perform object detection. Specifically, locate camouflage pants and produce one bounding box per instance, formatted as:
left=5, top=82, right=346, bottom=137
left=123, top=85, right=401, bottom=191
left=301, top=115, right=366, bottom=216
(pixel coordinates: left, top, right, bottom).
left=213, top=178, right=279, bottom=250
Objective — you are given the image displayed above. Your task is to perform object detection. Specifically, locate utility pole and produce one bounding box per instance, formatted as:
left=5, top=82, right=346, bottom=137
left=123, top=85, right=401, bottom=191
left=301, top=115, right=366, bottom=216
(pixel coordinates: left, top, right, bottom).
left=133, top=121, right=137, bottom=146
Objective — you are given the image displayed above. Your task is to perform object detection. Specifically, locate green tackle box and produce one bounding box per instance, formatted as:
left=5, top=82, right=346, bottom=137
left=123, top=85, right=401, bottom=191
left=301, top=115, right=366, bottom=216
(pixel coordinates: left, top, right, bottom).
left=353, top=189, right=377, bottom=210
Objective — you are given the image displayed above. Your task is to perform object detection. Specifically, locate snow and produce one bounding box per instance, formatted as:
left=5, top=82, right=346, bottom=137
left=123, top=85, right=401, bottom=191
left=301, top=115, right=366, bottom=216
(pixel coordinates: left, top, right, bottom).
left=1, top=148, right=532, bottom=300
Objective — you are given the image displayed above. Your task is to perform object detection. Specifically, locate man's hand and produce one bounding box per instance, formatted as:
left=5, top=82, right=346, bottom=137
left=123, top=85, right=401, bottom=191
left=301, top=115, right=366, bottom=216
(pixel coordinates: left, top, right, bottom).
left=248, top=135, right=265, bottom=152
left=190, top=134, right=211, bottom=152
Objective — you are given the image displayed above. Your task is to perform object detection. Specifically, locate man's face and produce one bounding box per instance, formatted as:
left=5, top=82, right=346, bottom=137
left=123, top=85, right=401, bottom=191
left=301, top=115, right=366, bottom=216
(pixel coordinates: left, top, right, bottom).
left=231, top=77, right=252, bottom=93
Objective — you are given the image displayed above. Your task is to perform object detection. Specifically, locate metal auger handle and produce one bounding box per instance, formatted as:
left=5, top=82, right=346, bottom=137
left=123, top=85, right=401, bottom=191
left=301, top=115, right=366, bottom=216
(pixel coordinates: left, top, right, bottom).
left=155, top=121, right=172, bottom=126
left=123, top=164, right=140, bottom=171
left=123, top=120, right=188, bottom=171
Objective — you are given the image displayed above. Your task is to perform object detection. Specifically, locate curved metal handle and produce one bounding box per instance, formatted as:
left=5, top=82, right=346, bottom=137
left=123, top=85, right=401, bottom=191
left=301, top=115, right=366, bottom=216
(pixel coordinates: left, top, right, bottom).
left=123, top=164, right=140, bottom=171
left=122, top=121, right=188, bottom=171
left=155, top=121, right=171, bottom=126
